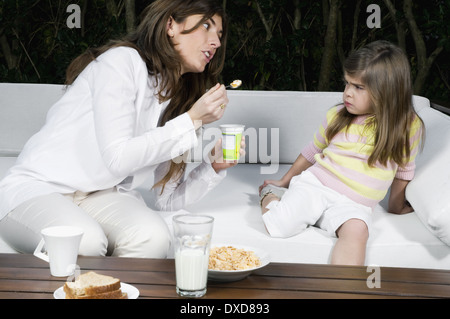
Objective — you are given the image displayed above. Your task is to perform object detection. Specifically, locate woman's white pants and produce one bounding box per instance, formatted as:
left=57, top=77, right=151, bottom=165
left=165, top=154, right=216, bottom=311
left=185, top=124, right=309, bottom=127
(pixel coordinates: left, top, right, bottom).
left=0, top=188, right=171, bottom=258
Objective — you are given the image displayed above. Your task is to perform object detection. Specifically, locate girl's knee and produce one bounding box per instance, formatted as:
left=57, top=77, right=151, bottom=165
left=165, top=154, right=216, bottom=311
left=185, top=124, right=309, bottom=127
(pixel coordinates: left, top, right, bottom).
left=337, top=219, right=369, bottom=241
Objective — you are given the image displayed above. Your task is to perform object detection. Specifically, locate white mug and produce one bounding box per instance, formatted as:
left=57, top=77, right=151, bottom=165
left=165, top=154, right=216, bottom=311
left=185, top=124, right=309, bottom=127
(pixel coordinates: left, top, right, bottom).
left=33, top=226, right=84, bottom=277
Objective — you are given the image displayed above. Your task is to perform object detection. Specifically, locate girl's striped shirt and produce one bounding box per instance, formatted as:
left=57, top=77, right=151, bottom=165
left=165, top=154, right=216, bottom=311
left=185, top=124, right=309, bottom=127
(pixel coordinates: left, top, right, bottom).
left=302, top=105, right=423, bottom=208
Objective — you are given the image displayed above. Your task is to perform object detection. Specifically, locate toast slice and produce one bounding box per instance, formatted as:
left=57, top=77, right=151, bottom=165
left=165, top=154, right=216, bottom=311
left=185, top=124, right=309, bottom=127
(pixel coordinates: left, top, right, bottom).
left=65, top=288, right=128, bottom=299
left=64, top=271, right=127, bottom=299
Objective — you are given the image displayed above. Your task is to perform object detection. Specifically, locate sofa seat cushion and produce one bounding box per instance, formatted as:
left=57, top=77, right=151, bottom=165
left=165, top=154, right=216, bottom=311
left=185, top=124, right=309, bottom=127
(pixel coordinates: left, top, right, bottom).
left=143, top=164, right=450, bottom=269
left=0, top=157, right=20, bottom=252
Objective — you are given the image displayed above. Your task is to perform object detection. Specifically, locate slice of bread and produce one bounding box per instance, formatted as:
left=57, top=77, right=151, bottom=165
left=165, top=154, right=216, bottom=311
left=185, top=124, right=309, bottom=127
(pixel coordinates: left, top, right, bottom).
left=64, top=271, right=127, bottom=299
left=65, top=288, right=128, bottom=299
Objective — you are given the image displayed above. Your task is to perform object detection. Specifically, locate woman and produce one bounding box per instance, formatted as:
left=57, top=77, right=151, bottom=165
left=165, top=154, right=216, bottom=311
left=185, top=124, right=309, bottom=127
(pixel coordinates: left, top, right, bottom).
left=0, top=0, right=240, bottom=258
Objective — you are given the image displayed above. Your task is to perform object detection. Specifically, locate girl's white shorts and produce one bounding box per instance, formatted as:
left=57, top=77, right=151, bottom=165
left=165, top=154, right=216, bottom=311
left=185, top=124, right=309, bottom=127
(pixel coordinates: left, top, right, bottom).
left=262, top=170, right=372, bottom=238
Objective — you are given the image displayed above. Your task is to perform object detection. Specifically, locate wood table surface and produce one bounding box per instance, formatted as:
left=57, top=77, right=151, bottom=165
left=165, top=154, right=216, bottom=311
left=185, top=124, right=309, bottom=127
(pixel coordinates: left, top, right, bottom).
left=1, top=253, right=450, bottom=300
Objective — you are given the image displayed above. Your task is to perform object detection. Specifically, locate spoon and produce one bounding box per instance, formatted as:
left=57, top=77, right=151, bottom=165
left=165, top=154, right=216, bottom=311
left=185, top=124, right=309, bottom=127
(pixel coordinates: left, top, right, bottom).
left=226, top=80, right=242, bottom=89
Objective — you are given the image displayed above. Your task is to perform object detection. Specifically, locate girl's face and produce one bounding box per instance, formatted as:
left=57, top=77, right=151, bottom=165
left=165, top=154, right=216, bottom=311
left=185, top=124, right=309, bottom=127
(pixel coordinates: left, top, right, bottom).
left=343, top=73, right=373, bottom=115
left=168, top=14, right=223, bottom=75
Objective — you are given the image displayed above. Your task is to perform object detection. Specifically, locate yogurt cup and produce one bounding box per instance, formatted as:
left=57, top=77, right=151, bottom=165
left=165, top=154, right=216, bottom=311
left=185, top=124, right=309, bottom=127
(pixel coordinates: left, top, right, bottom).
left=220, top=125, right=245, bottom=161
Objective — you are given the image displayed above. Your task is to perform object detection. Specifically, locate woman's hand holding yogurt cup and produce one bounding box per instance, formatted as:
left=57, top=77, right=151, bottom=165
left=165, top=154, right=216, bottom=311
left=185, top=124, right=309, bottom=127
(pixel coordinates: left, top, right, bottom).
left=210, top=137, right=246, bottom=173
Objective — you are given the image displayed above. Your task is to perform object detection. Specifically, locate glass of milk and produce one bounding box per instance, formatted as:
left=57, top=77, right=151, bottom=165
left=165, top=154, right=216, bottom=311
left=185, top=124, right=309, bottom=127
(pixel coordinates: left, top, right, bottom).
left=173, top=214, right=214, bottom=298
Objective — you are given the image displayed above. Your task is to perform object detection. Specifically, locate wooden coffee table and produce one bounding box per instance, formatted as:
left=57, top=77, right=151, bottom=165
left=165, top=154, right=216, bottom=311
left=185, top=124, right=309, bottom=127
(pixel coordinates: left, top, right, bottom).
left=1, top=253, right=450, bottom=299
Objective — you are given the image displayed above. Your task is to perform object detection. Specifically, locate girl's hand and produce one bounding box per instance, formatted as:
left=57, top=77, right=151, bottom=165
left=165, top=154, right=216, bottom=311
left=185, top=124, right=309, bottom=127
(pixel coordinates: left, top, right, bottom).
left=391, top=201, right=414, bottom=215
left=209, top=137, right=246, bottom=173
left=388, top=178, right=413, bottom=215
left=259, top=179, right=288, bottom=194
left=188, top=83, right=229, bottom=128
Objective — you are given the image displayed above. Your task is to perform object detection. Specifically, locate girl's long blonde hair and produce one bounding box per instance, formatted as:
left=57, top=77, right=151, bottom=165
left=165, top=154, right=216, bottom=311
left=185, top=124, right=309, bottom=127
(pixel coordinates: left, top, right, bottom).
left=325, top=40, right=424, bottom=167
left=65, top=0, right=228, bottom=191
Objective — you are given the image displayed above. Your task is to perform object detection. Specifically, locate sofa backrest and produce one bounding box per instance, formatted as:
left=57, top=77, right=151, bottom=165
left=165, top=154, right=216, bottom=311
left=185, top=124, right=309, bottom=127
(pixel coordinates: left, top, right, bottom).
left=210, top=91, right=342, bottom=165
left=0, top=83, right=435, bottom=165
left=0, top=83, right=65, bottom=156
left=209, top=90, right=432, bottom=165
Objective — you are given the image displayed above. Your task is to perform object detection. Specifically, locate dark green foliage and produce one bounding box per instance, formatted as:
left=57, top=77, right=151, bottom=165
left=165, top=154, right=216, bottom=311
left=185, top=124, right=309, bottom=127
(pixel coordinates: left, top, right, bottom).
left=0, top=0, right=448, bottom=104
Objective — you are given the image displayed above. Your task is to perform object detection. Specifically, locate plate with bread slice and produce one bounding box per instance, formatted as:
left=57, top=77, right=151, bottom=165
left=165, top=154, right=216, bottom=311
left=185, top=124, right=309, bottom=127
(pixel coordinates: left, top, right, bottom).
left=54, top=271, right=139, bottom=299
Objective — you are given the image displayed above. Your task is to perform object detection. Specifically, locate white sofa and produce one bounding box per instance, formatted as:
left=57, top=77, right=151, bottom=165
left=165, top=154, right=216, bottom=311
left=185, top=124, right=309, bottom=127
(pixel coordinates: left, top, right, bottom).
left=1, top=83, right=450, bottom=270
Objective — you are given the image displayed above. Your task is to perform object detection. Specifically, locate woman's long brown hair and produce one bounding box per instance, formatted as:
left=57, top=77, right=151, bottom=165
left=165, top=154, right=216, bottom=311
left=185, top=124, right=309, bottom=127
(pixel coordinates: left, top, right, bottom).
left=325, top=40, right=424, bottom=168
left=65, top=0, right=228, bottom=192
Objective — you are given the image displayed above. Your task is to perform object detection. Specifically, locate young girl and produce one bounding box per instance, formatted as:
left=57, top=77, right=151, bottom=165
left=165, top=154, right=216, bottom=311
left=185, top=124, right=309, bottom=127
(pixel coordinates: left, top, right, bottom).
left=0, top=0, right=240, bottom=258
left=259, top=40, right=424, bottom=265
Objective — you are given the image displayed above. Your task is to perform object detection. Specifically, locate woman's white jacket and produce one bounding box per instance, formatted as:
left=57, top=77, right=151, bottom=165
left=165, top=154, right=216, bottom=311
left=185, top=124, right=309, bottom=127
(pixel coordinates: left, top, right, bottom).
left=0, top=47, right=225, bottom=219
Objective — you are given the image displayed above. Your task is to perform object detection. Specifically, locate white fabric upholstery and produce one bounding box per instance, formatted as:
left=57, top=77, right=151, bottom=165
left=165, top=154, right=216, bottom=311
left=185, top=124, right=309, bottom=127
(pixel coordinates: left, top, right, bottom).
left=406, top=102, right=450, bottom=246
left=0, top=83, right=65, bottom=156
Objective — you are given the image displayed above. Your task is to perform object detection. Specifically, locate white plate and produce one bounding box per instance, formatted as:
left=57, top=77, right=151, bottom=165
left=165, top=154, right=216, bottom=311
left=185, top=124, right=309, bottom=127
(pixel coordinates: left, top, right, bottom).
left=208, top=244, right=270, bottom=282
left=54, top=282, right=139, bottom=299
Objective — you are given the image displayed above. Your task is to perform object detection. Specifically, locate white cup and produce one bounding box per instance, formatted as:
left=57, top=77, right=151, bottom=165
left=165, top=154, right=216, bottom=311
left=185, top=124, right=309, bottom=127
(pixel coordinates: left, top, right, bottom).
left=33, top=226, right=84, bottom=277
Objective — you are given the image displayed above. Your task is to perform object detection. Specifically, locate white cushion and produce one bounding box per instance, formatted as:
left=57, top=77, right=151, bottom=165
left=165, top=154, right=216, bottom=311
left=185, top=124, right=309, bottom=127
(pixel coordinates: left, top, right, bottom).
left=406, top=103, right=450, bottom=246
left=0, top=157, right=19, bottom=252
left=0, top=83, right=64, bottom=156
left=156, top=164, right=450, bottom=269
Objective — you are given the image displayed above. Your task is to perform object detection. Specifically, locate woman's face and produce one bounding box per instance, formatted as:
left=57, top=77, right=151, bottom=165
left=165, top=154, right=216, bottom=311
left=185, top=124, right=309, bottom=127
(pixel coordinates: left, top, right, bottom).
left=168, top=14, right=223, bottom=74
